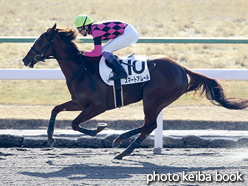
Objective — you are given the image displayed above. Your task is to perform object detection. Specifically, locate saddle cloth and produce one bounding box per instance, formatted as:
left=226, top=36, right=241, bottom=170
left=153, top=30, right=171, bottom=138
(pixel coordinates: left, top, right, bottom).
left=99, top=55, right=150, bottom=86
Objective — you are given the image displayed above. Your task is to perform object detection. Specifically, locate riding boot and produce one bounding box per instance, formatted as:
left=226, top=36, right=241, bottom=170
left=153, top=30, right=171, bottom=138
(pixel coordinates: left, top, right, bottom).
left=102, top=52, right=127, bottom=81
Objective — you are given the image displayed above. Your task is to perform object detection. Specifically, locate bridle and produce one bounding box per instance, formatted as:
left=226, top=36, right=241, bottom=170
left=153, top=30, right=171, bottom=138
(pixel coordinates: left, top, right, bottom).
left=30, top=32, right=55, bottom=66
left=29, top=31, right=95, bottom=91
left=30, top=31, right=79, bottom=66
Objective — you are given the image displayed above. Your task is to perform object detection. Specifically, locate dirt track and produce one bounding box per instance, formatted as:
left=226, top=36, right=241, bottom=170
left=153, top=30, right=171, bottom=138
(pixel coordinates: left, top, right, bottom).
left=0, top=147, right=248, bottom=186
left=0, top=105, right=248, bottom=185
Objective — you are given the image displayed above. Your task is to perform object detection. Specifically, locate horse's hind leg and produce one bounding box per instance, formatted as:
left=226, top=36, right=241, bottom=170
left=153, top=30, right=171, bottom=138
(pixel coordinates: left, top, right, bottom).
left=113, top=95, right=176, bottom=159
left=114, top=107, right=158, bottom=159
left=112, top=128, right=141, bottom=148
left=113, top=119, right=157, bottom=160
left=47, top=100, right=82, bottom=146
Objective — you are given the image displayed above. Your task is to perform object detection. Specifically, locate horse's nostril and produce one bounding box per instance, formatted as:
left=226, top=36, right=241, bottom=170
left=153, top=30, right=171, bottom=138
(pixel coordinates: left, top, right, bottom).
left=22, top=58, right=30, bottom=66
left=22, top=58, right=29, bottom=64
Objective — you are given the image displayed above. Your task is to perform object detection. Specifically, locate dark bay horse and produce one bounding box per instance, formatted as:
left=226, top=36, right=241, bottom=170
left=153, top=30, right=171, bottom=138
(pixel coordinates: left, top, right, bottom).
left=23, top=24, right=248, bottom=159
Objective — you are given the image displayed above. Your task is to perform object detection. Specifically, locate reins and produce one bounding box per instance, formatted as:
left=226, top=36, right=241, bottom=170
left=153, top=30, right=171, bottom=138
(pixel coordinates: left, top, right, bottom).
left=65, top=53, right=96, bottom=92
left=31, top=31, right=96, bottom=91
left=31, top=32, right=55, bottom=64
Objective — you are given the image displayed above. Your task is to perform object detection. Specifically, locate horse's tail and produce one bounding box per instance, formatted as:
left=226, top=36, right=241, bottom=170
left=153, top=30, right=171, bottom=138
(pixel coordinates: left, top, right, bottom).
left=184, top=67, right=248, bottom=110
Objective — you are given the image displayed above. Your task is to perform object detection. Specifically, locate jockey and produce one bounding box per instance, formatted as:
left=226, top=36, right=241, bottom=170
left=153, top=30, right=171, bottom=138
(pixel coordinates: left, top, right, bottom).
left=75, top=14, right=139, bottom=81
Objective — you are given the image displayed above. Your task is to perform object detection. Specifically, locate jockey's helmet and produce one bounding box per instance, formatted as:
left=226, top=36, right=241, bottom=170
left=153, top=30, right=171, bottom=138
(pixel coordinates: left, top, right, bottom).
left=75, top=14, right=93, bottom=28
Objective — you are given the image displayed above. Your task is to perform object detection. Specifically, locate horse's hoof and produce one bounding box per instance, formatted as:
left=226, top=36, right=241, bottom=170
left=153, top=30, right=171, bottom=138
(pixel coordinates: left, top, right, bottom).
left=112, top=141, right=120, bottom=148
left=47, top=138, right=55, bottom=147
left=113, top=155, right=122, bottom=160
left=96, top=123, right=107, bottom=131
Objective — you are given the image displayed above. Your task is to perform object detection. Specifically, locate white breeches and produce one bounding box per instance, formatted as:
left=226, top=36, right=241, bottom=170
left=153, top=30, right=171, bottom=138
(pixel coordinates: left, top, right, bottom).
left=102, top=24, right=139, bottom=53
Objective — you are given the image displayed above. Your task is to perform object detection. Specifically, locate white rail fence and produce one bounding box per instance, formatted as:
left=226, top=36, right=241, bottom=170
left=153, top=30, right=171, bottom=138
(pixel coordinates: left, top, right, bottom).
left=0, top=69, right=248, bottom=80
left=1, top=36, right=248, bottom=153
left=1, top=68, right=247, bottom=154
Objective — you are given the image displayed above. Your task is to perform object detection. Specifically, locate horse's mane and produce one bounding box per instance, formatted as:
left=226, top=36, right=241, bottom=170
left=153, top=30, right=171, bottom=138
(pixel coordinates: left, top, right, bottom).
left=56, top=27, right=77, bottom=41
left=55, top=27, right=79, bottom=52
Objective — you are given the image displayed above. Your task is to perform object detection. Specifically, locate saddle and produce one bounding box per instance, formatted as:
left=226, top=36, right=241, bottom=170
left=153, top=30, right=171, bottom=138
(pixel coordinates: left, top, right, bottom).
left=105, top=53, right=135, bottom=69
left=99, top=54, right=150, bottom=108
left=100, top=54, right=150, bottom=86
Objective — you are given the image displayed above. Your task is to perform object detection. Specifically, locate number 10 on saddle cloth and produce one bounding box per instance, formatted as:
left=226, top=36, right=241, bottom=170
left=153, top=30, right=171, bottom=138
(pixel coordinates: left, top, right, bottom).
left=99, top=55, right=151, bottom=108
left=99, top=55, right=150, bottom=86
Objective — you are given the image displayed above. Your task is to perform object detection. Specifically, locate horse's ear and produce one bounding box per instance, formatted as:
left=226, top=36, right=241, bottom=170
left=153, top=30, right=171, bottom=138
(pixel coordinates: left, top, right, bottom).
left=47, top=23, right=56, bottom=34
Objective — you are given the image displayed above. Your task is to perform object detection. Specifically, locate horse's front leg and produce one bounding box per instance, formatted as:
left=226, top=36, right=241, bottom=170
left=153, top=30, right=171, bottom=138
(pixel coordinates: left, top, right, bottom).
left=47, top=100, right=82, bottom=146
left=71, top=104, right=107, bottom=136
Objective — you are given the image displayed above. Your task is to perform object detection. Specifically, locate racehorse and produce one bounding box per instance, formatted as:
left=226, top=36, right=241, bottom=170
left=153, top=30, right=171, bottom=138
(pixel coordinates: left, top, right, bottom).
left=22, top=24, right=248, bottom=160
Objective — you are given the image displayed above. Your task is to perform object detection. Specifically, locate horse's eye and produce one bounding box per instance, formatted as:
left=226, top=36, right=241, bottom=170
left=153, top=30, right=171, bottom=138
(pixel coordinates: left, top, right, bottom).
left=38, top=39, right=43, bottom=45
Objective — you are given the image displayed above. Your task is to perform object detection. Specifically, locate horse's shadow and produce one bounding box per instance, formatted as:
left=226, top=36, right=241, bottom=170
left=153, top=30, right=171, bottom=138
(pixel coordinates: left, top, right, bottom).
left=19, top=158, right=244, bottom=180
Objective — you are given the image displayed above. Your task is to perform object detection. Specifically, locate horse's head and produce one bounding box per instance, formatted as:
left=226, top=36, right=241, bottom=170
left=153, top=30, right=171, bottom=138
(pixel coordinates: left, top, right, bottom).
left=22, top=24, right=57, bottom=68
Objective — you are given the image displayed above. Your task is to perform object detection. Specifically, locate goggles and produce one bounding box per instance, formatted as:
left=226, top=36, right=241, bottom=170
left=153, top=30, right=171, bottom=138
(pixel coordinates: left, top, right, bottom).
left=77, top=26, right=84, bottom=32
